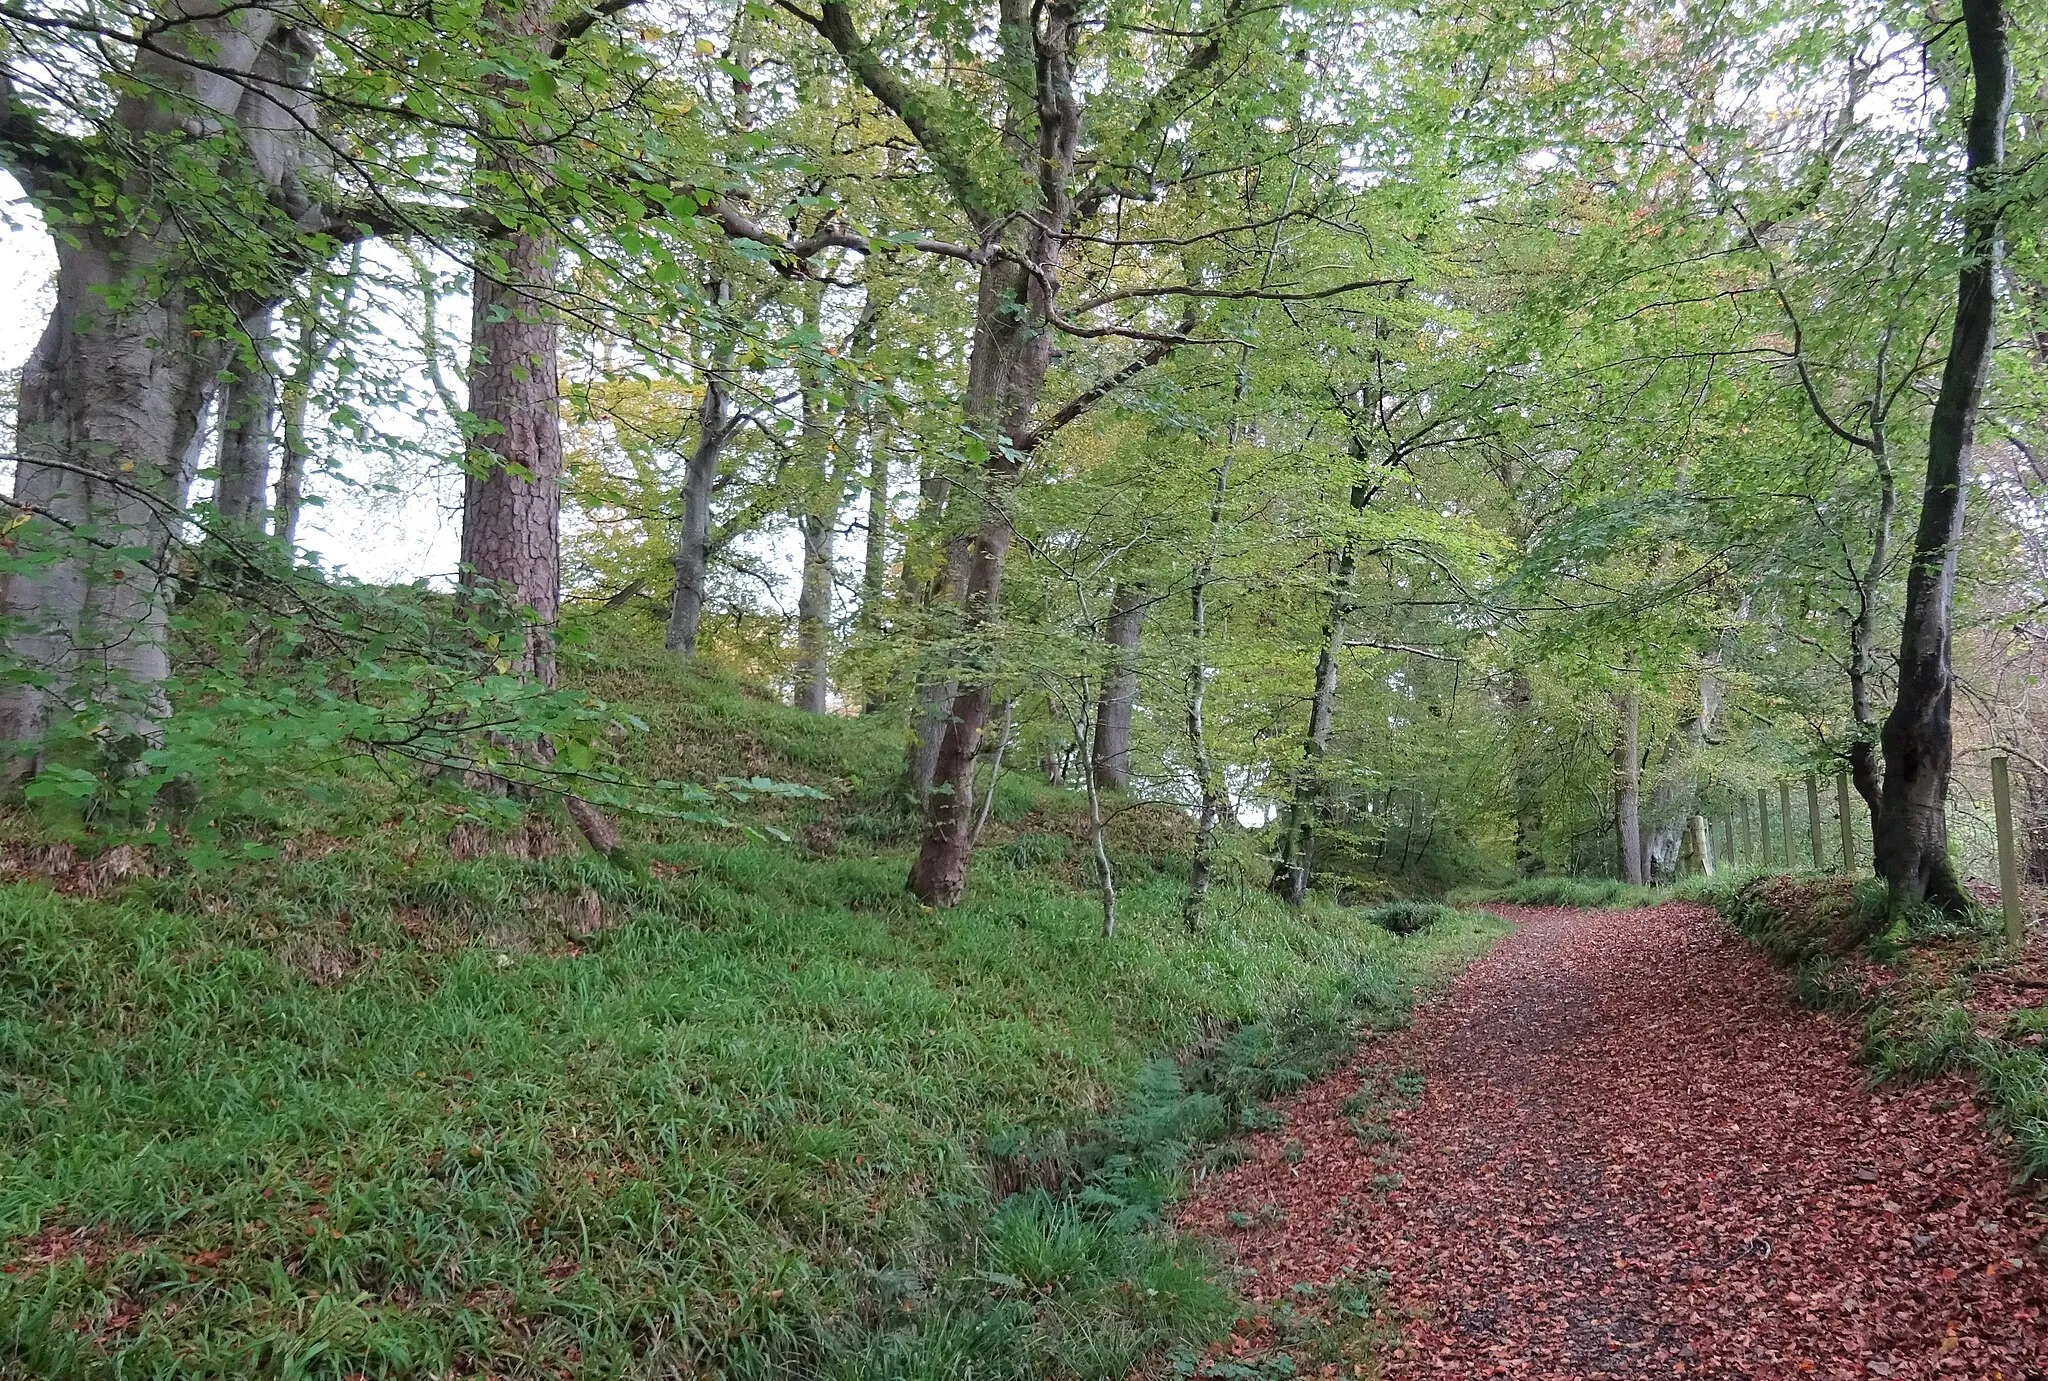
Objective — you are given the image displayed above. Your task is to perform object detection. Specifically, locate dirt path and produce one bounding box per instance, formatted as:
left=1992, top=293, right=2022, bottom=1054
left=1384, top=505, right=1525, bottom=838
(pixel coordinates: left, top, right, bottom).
left=1180, top=903, right=2048, bottom=1379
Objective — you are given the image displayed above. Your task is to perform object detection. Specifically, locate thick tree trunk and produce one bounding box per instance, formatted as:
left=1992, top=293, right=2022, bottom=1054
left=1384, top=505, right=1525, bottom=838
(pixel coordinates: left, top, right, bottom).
left=1874, top=0, right=2011, bottom=913
left=213, top=305, right=276, bottom=530
left=1089, top=583, right=1145, bottom=792
left=1, top=240, right=217, bottom=772
left=665, top=281, right=733, bottom=656
left=460, top=224, right=563, bottom=683
left=907, top=517, right=1016, bottom=904
left=905, top=242, right=1068, bottom=903
left=0, top=11, right=320, bottom=772
left=455, top=6, right=618, bottom=856
left=1615, top=685, right=1645, bottom=884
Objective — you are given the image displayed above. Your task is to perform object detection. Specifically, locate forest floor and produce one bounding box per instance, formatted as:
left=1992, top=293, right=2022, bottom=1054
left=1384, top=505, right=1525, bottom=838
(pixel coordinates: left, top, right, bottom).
left=1179, top=902, right=2048, bottom=1380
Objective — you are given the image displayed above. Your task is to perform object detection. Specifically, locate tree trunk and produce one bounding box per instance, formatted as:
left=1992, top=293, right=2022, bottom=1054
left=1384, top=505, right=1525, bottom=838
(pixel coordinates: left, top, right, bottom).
left=1, top=240, right=217, bottom=772
left=1273, top=467, right=1371, bottom=904
left=907, top=517, right=1017, bottom=905
left=460, top=222, right=563, bottom=683
left=791, top=299, right=842, bottom=713
left=213, top=305, right=277, bottom=530
left=0, top=12, right=320, bottom=772
left=1089, top=583, right=1145, bottom=792
left=1874, top=0, right=2011, bottom=913
left=858, top=418, right=890, bottom=711
left=1615, top=684, right=1644, bottom=884
left=793, top=513, right=835, bottom=712
left=1508, top=668, right=1544, bottom=876
left=1642, top=671, right=1724, bottom=878
left=272, top=247, right=363, bottom=548
left=455, top=2, right=617, bottom=856
left=665, top=280, right=735, bottom=657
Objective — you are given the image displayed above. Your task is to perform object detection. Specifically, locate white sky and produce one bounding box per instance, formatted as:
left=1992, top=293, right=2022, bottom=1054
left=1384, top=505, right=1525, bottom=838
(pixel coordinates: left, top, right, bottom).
left=1, top=173, right=461, bottom=584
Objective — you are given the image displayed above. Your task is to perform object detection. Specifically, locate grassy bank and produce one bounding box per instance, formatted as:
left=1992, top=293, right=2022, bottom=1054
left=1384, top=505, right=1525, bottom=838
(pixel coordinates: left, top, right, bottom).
left=1713, top=873, right=2048, bottom=1182
left=0, top=652, right=1507, bottom=1379
left=1448, top=876, right=1663, bottom=909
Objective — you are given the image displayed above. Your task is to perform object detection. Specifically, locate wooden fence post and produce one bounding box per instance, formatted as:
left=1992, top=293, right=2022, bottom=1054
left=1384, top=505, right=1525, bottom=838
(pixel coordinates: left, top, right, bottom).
left=1836, top=771, right=1855, bottom=875
left=1993, top=755, right=2023, bottom=947
left=1806, top=772, right=1824, bottom=870
left=1779, top=780, right=1794, bottom=869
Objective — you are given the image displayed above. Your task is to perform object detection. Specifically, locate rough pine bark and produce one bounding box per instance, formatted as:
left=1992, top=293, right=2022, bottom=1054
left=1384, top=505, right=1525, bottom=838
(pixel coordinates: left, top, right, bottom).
left=455, top=0, right=618, bottom=855
left=461, top=222, right=564, bottom=683
left=1089, top=583, right=1145, bottom=792
left=1874, top=0, right=2012, bottom=912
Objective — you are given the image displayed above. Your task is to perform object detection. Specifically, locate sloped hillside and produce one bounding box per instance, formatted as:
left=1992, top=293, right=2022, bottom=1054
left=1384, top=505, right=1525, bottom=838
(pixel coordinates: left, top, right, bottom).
left=0, top=636, right=1505, bottom=1379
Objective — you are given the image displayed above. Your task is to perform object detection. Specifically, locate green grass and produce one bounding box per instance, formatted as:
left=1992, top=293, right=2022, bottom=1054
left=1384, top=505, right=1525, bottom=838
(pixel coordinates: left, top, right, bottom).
left=1711, top=873, right=2048, bottom=1182
left=0, top=648, right=1508, bottom=1378
left=1447, top=875, right=1662, bottom=909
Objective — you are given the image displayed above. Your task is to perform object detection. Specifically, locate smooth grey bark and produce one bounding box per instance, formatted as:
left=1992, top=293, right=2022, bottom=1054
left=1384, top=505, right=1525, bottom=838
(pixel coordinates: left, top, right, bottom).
left=1643, top=671, right=1724, bottom=878
left=214, top=305, right=277, bottom=530
left=665, top=280, right=735, bottom=656
left=790, top=341, right=843, bottom=712
left=1615, top=685, right=1645, bottom=885
left=970, top=698, right=1014, bottom=846
left=1184, top=169, right=1300, bottom=926
left=793, top=509, right=835, bottom=712
left=904, top=467, right=967, bottom=798
left=1508, top=668, right=1544, bottom=875
left=1874, top=0, right=2012, bottom=913
left=1089, top=583, right=1145, bottom=792
left=0, top=9, right=323, bottom=772
left=1272, top=511, right=1362, bottom=905
left=858, top=418, right=891, bottom=711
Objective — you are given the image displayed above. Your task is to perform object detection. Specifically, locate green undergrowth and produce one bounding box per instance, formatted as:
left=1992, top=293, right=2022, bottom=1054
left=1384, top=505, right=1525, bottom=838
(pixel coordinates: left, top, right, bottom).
left=1713, top=873, right=2048, bottom=1182
left=1446, top=875, right=1663, bottom=909
left=0, top=653, right=1508, bottom=1379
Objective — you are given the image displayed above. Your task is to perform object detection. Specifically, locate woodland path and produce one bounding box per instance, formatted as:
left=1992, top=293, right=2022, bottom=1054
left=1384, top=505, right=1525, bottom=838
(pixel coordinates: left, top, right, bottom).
left=1179, top=903, right=2048, bottom=1379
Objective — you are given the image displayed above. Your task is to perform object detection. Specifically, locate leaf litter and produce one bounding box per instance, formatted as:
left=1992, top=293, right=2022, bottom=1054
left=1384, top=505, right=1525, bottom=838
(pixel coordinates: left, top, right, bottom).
left=1179, top=903, right=2048, bottom=1378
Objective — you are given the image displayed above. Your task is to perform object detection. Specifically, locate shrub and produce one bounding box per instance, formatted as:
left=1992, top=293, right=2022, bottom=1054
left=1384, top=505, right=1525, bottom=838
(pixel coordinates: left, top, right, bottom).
left=1722, top=874, right=1886, bottom=964
left=1362, top=900, right=1456, bottom=935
